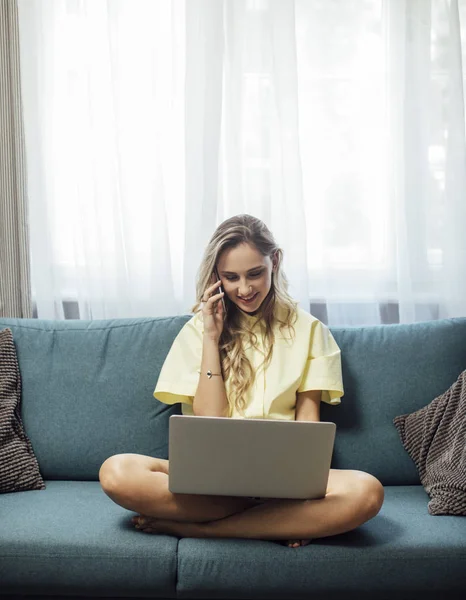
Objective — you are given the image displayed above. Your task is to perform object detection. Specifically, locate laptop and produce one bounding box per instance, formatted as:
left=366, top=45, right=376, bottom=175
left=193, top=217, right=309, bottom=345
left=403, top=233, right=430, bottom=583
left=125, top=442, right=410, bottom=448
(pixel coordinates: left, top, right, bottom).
left=168, top=415, right=336, bottom=500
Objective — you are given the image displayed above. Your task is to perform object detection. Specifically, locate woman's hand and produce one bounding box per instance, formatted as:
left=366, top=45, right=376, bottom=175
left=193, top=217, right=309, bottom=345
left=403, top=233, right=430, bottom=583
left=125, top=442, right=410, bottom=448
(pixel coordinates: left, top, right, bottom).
left=201, top=277, right=225, bottom=341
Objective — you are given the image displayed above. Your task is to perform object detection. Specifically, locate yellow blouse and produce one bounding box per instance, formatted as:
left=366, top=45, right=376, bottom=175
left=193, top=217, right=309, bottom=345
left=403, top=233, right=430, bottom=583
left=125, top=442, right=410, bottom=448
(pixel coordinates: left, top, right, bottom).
left=153, top=307, right=344, bottom=420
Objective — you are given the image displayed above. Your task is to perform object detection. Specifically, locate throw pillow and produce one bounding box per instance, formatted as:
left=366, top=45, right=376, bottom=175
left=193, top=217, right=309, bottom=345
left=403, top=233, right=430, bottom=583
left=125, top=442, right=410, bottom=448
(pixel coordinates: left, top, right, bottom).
left=393, top=370, right=466, bottom=515
left=0, top=328, right=45, bottom=493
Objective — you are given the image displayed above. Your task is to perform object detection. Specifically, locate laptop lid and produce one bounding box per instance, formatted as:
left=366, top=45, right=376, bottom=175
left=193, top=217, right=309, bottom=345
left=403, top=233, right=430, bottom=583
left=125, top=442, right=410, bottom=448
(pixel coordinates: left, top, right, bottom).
left=168, top=415, right=336, bottom=500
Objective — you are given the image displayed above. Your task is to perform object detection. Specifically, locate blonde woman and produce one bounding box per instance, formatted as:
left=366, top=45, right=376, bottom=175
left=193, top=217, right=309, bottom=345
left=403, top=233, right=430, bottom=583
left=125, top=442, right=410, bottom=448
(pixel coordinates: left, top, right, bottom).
left=99, top=214, right=384, bottom=548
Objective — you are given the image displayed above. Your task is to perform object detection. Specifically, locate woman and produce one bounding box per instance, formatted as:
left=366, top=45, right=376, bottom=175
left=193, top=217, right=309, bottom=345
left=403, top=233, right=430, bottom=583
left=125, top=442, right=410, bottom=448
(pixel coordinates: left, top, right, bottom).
left=99, top=214, right=384, bottom=548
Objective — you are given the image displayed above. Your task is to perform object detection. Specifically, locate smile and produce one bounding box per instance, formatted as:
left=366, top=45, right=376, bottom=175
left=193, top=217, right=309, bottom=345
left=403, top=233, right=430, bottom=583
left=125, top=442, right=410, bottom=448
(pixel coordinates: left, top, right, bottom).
left=238, top=293, right=258, bottom=304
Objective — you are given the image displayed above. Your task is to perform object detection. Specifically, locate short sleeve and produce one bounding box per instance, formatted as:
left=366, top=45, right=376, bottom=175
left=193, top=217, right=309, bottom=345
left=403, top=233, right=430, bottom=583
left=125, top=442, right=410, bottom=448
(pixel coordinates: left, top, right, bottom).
left=153, top=313, right=203, bottom=407
left=297, top=319, right=344, bottom=405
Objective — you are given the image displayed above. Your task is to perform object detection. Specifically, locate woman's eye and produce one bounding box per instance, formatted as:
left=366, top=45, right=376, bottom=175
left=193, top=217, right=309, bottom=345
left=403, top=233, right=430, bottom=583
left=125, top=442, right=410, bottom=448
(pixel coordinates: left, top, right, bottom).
left=225, top=271, right=263, bottom=281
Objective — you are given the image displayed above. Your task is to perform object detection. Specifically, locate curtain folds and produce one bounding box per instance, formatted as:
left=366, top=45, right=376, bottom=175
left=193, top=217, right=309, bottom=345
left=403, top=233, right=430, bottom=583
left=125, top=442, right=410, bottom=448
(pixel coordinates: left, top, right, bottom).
left=0, top=0, right=31, bottom=319
left=12, top=0, right=466, bottom=324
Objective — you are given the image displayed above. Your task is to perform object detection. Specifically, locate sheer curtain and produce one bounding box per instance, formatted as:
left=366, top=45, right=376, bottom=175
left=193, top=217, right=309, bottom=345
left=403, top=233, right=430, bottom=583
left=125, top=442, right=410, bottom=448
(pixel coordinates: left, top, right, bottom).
left=16, top=0, right=466, bottom=324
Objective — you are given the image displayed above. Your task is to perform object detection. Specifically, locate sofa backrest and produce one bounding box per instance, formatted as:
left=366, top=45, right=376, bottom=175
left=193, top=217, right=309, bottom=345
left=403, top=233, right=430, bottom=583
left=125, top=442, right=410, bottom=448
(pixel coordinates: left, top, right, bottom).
left=1, top=316, right=466, bottom=485
left=328, top=318, right=466, bottom=484
left=0, top=317, right=187, bottom=482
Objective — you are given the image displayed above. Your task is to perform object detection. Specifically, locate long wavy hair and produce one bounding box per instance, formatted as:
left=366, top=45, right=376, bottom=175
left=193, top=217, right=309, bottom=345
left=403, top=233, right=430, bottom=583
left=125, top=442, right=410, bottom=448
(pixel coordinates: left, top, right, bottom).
left=191, top=214, right=298, bottom=416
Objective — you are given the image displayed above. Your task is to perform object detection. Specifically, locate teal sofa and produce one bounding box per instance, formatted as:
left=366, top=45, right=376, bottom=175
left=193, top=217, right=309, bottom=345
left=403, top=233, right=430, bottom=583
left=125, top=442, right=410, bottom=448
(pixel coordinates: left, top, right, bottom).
left=1, top=315, right=466, bottom=600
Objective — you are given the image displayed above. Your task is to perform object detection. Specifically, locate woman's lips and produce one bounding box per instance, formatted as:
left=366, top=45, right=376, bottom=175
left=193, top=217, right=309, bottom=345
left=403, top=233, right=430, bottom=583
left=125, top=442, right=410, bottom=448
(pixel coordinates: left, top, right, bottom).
left=238, top=293, right=258, bottom=305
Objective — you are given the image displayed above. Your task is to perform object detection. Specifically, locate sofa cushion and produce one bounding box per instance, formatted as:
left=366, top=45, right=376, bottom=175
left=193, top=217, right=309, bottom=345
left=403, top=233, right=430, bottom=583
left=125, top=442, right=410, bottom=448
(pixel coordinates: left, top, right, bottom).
left=325, top=317, right=466, bottom=484
left=1, top=483, right=464, bottom=598
left=177, top=486, right=466, bottom=598
left=0, top=480, right=177, bottom=597
left=0, top=328, right=45, bottom=493
left=0, top=317, right=189, bottom=480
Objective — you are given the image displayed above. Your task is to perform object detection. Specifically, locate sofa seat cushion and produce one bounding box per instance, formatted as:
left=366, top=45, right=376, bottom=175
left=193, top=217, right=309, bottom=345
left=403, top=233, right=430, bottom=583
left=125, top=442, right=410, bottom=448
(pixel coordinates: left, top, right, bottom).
left=177, top=486, right=466, bottom=599
left=1, top=483, right=465, bottom=599
left=0, top=481, right=177, bottom=597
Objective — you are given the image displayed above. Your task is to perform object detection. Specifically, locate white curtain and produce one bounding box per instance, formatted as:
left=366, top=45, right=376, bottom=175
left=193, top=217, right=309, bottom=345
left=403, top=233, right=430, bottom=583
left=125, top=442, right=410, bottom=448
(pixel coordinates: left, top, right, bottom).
left=16, top=0, right=466, bottom=324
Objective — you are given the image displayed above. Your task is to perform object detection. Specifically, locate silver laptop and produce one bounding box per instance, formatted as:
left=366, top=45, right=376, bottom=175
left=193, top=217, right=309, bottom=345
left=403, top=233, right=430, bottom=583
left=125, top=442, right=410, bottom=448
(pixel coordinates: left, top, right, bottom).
left=168, top=415, right=336, bottom=500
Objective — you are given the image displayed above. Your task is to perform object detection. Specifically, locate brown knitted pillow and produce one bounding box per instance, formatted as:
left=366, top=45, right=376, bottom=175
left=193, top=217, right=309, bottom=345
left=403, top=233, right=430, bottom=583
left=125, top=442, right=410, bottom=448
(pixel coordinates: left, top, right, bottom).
left=393, top=370, right=466, bottom=516
left=0, top=328, right=45, bottom=493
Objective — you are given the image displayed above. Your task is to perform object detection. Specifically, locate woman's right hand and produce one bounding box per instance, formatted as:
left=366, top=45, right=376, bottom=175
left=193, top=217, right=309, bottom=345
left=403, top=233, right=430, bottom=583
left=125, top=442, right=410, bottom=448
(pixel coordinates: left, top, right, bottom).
left=201, top=277, right=225, bottom=341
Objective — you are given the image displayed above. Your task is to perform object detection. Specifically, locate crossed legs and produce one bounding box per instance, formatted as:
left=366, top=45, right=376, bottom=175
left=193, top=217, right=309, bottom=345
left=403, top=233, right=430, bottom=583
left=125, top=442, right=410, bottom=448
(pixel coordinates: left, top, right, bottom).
left=99, top=453, right=384, bottom=544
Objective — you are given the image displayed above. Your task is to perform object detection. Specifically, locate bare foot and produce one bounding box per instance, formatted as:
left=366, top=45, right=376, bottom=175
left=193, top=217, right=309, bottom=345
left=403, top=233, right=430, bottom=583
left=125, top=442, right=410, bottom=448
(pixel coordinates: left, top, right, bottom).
left=284, top=539, right=312, bottom=548
left=132, top=516, right=312, bottom=548
left=132, top=515, right=205, bottom=538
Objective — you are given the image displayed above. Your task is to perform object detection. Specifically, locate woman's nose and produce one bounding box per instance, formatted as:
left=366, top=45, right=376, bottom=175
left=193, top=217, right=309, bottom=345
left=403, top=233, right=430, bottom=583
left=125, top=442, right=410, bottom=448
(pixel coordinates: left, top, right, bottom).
left=238, top=282, right=252, bottom=297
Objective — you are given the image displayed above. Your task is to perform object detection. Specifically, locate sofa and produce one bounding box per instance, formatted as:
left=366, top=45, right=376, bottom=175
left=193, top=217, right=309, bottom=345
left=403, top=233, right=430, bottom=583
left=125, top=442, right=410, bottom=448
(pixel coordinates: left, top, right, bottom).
left=1, top=314, right=465, bottom=600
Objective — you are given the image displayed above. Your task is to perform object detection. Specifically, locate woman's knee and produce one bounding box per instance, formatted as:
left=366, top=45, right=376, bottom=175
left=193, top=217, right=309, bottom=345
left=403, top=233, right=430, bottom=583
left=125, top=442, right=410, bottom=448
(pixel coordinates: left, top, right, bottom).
left=368, top=475, right=385, bottom=518
left=352, top=471, right=384, bottom=521
left=99, top=454, right=128, bottom=494
left=329, top=469, right=384, bottom=524
left=99, top=453, right=168, bottom=496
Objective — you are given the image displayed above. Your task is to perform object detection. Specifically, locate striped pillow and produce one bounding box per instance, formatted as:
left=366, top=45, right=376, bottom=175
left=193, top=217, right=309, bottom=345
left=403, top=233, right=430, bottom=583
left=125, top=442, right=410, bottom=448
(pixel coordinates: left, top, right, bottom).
left=0, top=328, right=45, bottom=493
